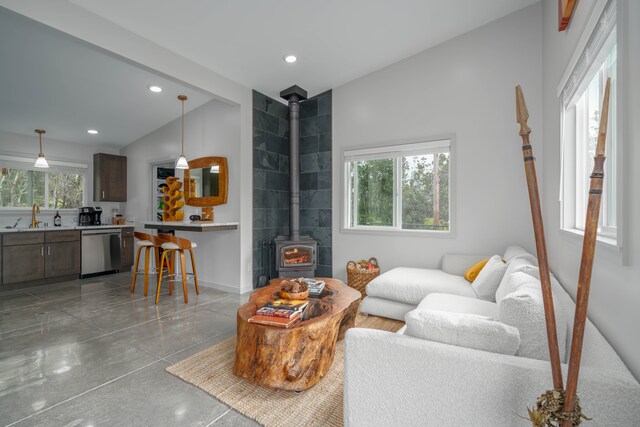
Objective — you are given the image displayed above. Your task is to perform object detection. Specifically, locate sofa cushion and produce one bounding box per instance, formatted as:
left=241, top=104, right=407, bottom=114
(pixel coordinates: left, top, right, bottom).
left=404, top=309, right=520, bottom=355
left=366, top=267, right=476, bottom=306
left=495, top=257, right=537, bottom=303
left=360, top=296, right=416, bottom=321
left=498, top=272, right=567, bottom=362
left=419, top=293, right=498, bottom=320
left=470, top=255, right=507, bottom=301
left=503, top=245, right=538, bottom=265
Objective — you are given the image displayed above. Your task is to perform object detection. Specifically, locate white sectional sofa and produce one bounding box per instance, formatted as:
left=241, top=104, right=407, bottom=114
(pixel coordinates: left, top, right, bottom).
left=345, top=247, right=640, bottom=426
left=360, top=253, right=488, bottom=320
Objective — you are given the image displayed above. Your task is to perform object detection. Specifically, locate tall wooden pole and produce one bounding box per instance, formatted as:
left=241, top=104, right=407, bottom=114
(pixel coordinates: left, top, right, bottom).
left=515, top=85, right=564, bottom=391
left=561, top=78, right=611, bottom=426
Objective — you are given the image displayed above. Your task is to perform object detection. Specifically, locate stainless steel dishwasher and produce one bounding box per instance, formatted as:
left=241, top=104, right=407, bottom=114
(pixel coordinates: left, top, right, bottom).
left=81, top=229, right=121, bottom=278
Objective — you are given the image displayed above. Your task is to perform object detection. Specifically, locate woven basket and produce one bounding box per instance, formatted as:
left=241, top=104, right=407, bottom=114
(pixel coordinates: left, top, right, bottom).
left=346, top=257, right=380, bottom=297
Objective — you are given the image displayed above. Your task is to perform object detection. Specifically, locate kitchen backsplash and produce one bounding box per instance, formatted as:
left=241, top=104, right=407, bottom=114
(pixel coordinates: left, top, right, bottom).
left=0, top=201, right=125, bottom=228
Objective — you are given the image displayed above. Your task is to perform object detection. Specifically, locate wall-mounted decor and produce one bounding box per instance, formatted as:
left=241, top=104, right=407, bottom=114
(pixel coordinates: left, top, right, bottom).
left=558, top=0, right=577, bottom=31
left=183, top=156, right=228, bottom=207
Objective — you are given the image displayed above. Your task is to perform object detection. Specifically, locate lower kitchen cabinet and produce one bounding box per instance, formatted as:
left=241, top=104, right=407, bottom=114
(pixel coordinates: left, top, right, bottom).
left=45, top=241, right=81, bottom=278
left=1, top=230, right=81, bottom=285
left=3, top=244, right=45, bottom=284
left=121, top=236, right=134, bottom=270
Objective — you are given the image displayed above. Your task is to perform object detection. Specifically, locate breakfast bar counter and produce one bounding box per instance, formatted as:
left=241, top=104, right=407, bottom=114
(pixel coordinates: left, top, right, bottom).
left=143, top=221, right=239, bottom=232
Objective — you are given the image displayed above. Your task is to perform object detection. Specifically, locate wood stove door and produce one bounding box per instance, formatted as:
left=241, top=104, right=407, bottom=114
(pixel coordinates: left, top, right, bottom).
left=281, top=245, right=315, bottom=268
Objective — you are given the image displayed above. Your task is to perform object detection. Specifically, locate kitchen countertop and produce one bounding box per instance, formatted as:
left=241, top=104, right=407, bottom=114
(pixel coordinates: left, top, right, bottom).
left=0, top=224, right=134, bottom=233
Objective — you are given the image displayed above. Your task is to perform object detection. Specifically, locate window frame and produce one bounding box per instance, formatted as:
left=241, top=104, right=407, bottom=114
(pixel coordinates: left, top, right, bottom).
left=341, top=134, right=456, bottom=238
left=558, top=0, right=623, bottom=250
left=0, top=155, right=88, bottom=212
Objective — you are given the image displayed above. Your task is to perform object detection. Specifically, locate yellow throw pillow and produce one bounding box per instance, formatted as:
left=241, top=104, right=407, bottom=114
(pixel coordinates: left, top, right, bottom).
left=464, top=258, right=490, bottom=282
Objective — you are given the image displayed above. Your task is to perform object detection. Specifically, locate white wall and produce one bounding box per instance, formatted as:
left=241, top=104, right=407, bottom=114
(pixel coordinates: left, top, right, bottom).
left=541, top=0, right=640, bottom=380
left=0, top=129, right=121, bottom=227
left=0, top=0, right=254, bottom=292
left=332, top=4, right=542, bottom=277
left=122, top=99, right=242, bottom=292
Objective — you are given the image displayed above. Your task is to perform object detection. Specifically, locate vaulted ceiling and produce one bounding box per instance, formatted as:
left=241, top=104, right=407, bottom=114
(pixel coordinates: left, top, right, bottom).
left=69, top=0, right=539, bottom=100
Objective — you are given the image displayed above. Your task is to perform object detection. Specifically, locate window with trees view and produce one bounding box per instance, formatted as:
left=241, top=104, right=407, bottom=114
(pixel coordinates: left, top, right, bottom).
left=345, top=138, right=452, bottom=233
left=0, top=165, right=85, bottom=209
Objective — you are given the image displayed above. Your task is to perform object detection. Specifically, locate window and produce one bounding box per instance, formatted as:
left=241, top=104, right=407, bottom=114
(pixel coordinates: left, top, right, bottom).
left=0, top=160, right=86, bottom=209
left=574, top=46, right=616, bottom=233
left=344, top=137, right=453, bottom=233
left=560, top=0, right=618, bottom=244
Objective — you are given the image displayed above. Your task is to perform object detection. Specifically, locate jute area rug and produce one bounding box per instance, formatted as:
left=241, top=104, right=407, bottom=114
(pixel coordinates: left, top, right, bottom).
left=166, top=313, right=403, bottom=427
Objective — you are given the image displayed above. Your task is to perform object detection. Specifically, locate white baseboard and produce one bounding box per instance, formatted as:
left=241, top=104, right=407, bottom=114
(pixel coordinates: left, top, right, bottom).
left=197, top=279, right=245, bottom=294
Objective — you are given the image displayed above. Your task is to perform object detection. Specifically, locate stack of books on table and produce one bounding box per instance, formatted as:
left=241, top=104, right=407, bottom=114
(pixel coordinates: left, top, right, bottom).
left=248, top=299, right=309, bottom=328
left=305, top=278, right=326, bottom=297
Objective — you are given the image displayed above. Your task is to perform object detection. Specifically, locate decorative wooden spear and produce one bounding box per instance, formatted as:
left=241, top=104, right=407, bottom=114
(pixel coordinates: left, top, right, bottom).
left=561, top=78, right=612, bottom=427
left=516, top=85, right=564, bottom=393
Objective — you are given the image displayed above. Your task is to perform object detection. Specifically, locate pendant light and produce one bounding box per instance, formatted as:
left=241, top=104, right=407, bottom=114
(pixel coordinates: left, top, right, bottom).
left=34, top=129, right=49, bottom=168
left=176, top=95, right=189, bottom=169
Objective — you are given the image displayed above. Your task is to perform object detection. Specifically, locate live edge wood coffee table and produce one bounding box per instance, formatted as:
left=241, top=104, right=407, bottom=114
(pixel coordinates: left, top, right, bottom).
left=233, top=278, right=360, bottom=391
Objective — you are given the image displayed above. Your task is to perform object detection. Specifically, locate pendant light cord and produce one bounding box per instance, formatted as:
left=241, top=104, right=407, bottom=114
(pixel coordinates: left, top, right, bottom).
left=181, top=98, right=185, bottom=156
left=35, top=129, right=45, bottom=156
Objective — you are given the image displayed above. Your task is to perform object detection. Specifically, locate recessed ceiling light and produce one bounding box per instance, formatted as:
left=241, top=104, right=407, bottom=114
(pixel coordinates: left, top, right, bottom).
left=283, top=54, right=297, bottom=63
left=87, top=129, right=99, bottom=135
left=148, top=85, right=162, bottom=93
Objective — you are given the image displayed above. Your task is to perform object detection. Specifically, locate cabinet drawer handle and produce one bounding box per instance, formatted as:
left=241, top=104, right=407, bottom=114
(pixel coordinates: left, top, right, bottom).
left=123, top=239, right=126, bottom=248
left=41, top=246, right=44, bottom=257
left=47, top=245, right=51, bottom=256
left=102, top=190, right=105, bottom=199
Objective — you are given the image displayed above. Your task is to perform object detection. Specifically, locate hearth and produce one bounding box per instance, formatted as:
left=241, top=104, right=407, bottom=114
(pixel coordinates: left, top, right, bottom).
left=274, top=85, right=318, bottom=278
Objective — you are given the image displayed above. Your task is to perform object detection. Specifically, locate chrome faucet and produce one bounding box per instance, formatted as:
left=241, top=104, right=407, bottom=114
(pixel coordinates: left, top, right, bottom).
left=30, top=203, right=41, bottom=228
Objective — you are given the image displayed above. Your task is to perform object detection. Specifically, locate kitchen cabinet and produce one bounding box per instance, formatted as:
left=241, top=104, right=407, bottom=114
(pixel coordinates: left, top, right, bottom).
left=120, top=227, right=134, bottom=270
left=3, top=244, right=45, bottom=284
left=1, top=230, right=80, bottom=285
left=2, top=232, right=45, bottom=284
left=94, top=153, right=127, bottom=202
left=45, top=231, right=81, bottom=278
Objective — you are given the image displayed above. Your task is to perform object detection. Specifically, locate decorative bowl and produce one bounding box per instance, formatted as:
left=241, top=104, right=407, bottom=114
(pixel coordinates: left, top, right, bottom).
left=279, top=290, right=309, bottom=300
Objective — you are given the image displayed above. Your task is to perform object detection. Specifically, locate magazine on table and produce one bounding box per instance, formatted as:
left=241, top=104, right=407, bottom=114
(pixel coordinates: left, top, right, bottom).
left=304, top=278, right=326, bottom=296
left=248, top=313, right=301, bottom=328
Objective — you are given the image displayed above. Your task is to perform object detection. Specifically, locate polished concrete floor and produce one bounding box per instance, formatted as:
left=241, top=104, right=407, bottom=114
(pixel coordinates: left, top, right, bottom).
left=0, top=272, right=260, bottom=426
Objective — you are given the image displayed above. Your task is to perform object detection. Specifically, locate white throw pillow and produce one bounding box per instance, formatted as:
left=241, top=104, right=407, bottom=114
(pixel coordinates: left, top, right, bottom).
left=498, top=273, right=567, bottom=362
left=404, top=309, right=520, bottom=355
left=471, top=255, right=507, bottom=301
left=503, top=245, right=538, bottom=265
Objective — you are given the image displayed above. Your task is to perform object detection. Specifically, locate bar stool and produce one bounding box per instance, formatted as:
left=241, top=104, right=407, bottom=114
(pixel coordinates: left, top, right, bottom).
left=131, top=232, right=161, bottom=296
left=155, top=234, right=200, bottom=304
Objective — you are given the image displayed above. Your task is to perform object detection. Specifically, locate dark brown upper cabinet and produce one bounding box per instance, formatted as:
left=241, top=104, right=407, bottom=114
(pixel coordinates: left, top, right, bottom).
left=94, top=153, right=127, bottom=202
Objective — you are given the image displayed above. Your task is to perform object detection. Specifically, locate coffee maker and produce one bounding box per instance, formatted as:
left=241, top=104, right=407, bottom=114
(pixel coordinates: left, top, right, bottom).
left=79, top=207, right=102, bottom=226
left=93, top=207, right=102, bottom=225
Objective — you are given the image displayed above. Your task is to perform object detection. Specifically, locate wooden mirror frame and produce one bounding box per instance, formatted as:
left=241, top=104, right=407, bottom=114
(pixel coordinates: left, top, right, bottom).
left=183, top=156, right=229, bottom=207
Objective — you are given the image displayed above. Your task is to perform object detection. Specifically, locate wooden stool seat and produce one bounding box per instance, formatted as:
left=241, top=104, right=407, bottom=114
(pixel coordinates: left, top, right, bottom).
left=131, top=232, right=161, bottom=297
left=160, top=241, right=197, bottom=250
left=155, top=234, right=200, bottom=304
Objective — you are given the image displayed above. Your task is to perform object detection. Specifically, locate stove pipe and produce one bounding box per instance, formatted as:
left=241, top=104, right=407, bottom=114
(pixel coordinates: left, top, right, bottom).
left=280, top=85, right=308, bottom=241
